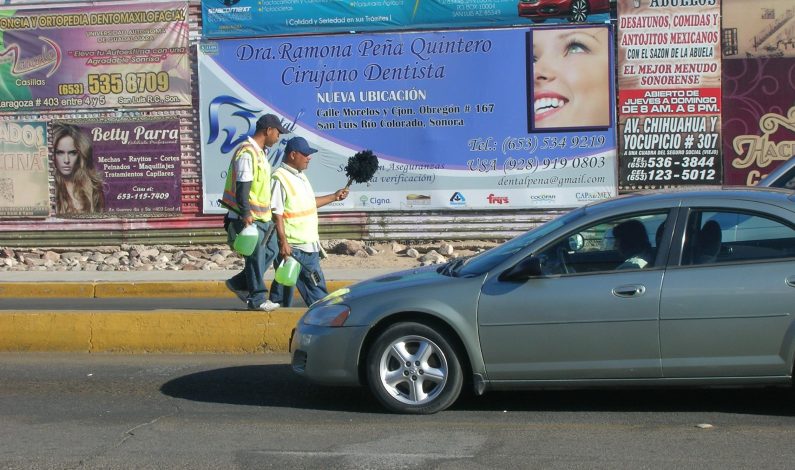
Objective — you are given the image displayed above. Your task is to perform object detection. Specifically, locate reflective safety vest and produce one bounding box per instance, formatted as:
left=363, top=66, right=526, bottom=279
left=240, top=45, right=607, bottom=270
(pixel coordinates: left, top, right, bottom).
left=222, top=142, right=272, bottom=221
left=272, top=167, right=318, bottom=245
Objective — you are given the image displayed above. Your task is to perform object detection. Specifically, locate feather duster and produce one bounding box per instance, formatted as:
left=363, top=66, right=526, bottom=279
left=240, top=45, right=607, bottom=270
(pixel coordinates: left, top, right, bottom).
left=344, top=150, right=379, bottom=189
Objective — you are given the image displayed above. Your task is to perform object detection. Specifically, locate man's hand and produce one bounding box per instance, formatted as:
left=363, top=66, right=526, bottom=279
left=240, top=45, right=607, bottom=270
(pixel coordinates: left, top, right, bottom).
left=279, top=239, right=292, bottom=258
left=243, top=215, right=254, bottom=226
left=335, top=188, right=349, bottom=201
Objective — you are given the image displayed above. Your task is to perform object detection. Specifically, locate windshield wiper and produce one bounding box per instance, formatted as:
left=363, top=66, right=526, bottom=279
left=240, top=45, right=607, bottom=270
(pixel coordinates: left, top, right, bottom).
left=439, top=256, right=470, bottom=277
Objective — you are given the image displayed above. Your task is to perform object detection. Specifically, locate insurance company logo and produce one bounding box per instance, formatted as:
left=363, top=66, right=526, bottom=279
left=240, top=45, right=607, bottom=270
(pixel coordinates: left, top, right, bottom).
left=575, top=191, right=613, bottom=202
left=405, top=194, right=431, bottom=206
left=359, top=195, right=391, bottom=207
left=529, top=194, right=557, bottom=204
left=449, top=192, right=467, bottom=207
left=486, top=194, right=510, bottom=205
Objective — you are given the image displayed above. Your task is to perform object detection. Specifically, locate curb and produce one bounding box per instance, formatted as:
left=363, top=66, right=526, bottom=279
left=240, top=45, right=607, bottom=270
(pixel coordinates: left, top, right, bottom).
left=0, top=308, right=304, bottom=353
left=0, top=280, right=355, bottom=298
left=0, top=280, right=359, bottom=353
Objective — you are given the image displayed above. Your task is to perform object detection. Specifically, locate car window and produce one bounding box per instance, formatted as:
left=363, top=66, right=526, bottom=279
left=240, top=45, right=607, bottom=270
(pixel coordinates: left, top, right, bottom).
left=455, top=207, right=586, bottom=277
left=681, top=210, right=795, bottom=265
left=761, top=163, right=795, bottom=189
left=534, top=211, right=669, bottom=275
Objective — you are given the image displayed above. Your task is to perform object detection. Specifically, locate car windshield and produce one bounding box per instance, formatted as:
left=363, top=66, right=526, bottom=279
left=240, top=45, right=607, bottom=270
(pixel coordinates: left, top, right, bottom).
left=448, top=207, right=585, bottom=277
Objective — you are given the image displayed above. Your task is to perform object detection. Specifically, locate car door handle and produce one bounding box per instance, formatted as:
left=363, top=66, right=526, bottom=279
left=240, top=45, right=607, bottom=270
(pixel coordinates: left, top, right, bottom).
left=612, top=284, right=646, bottom=298
left=787, top=276, right=795, bottom=288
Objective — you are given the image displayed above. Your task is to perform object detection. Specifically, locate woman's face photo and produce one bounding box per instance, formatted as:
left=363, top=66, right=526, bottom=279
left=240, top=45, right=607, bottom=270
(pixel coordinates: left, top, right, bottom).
left=532, top=27, right=610, bottom=129
left=54, top=135, right=79, bottom=177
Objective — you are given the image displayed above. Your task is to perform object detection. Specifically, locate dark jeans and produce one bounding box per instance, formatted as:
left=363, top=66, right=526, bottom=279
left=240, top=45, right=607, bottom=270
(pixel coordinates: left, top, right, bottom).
left=227, top=219, right=278, bottom=308
left=269, top=248, right=328, bottom=307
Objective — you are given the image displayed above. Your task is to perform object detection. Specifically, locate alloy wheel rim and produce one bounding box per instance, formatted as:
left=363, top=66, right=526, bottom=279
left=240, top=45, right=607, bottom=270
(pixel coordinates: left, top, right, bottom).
left=378, top=335, right=448, bottom=405
left=571, top=0, right=587, bottom=22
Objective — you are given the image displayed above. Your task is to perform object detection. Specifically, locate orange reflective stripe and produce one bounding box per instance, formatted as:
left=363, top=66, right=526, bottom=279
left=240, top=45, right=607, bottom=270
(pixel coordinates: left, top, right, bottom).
left=282, top=207, right=317, bottom=219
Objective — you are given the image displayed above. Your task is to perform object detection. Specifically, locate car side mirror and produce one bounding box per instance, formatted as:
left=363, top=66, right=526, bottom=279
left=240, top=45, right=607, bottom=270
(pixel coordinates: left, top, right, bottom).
left=568, top=233, right=585, bottom=251
left=500, top=256, right=543, bottom=282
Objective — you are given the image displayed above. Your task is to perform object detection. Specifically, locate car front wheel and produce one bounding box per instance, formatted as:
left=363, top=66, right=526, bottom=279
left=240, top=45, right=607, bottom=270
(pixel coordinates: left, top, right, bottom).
left=569, top=0, right=589, bottom=22
left=366, top=322, right=463, bottom=414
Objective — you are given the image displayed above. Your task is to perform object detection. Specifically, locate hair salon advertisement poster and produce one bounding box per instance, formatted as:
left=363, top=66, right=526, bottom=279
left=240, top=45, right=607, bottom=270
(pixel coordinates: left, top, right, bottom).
left=617, top=0, right=722, bottom=190
left=198, top=26, right=617, bottom=213
left=0, top=1, right=190, bottom=112
left=721, top=0, right=795, bottom=186
left=63, top=120, right=182, bottom=215
left=0, top=121, right=49, bottom=217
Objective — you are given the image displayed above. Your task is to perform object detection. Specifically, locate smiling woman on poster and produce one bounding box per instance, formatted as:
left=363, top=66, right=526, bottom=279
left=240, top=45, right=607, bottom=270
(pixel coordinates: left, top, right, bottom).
left=52, top=123, right=105, bottom=215
left=531, top=26, right=610, bottom=129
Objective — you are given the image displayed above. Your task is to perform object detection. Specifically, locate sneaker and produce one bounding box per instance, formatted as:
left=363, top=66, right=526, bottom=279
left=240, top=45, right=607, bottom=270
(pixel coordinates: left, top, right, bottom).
left=251, top=300, right=280, bottom=312
left=225, top=279, right=248, bottom=303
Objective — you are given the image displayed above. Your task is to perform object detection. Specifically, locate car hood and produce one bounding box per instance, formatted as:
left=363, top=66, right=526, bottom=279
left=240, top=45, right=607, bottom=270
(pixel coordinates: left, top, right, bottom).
left=337, top=264, right=445, bottom=298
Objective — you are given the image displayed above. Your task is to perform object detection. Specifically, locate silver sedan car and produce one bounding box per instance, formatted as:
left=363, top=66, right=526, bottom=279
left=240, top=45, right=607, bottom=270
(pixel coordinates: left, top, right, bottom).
left=290, top=187, right=795, bottom=414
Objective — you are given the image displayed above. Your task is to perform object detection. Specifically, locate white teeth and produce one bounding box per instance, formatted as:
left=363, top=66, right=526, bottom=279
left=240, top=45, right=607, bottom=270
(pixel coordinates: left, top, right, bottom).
left=534, top=97, right=565, bottom=113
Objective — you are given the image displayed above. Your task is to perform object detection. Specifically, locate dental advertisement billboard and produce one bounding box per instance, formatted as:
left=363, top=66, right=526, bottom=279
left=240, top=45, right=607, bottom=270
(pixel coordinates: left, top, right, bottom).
left=199, top=26, right=618, bottom=213
left=0, top=1, right=191, bottom=112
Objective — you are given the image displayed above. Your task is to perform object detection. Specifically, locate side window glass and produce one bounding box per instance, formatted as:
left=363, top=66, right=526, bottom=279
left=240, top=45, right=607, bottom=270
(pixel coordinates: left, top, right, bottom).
left=682, top=210, right=795, bottom=265
left=535, top=212, right=668, bottom=275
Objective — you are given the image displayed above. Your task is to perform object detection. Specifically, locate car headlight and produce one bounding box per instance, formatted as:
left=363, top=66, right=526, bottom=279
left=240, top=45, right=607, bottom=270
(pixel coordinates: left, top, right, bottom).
left=303, top=304, right=350, bottom=327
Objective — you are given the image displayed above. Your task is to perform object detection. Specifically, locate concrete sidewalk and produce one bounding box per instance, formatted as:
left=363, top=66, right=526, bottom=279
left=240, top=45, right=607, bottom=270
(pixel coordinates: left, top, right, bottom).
left=0, top=267, right=399, bottom=354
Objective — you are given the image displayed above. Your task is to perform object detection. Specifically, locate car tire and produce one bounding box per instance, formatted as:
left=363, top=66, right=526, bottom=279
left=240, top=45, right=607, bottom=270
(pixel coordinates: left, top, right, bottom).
left=366, top=322, right=463, bottom=414
left=568, top=0, right=589, bottom=22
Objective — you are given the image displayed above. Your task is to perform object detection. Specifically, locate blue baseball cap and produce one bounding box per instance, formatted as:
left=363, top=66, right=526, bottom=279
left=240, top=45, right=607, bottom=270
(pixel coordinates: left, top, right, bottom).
left=284, top=136, right=317, bottom=156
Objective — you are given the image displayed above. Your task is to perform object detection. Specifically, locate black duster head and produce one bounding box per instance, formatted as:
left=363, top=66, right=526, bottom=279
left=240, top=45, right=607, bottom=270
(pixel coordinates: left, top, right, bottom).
left=344, top=150, right=378, bottom=187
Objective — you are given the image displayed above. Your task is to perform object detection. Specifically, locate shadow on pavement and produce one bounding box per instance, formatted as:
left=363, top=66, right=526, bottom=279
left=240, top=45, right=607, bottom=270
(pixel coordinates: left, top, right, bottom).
left=162, top=364, right=795, bottom=416
left=453, top=386, right=795, bottom=416
left=160, top=364, right=381, bottom=413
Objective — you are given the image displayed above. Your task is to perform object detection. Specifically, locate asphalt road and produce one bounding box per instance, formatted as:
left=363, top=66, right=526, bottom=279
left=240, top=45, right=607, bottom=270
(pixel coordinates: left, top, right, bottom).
left=3, top=353, right=795, bottom=469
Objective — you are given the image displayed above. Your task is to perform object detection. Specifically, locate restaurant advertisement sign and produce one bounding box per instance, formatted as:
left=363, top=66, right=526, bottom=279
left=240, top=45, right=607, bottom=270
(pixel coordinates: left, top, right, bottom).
left=617, top=0, right=722, bottom=189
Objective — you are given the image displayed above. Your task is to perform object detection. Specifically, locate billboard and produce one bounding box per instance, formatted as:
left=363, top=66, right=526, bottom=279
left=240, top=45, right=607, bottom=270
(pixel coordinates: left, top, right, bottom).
left=0, top=1, right=191, bottom=112
left=51, top=119, right=182, bottom=218
left=202, top=0, right=612, bottom=38
left=0, top=121, right=49, bottom=218
left=721, top=0, right=795, bottom=186
left=616, top=0, right=722, bottom=189
left=198, top=26, right=618, bottom=213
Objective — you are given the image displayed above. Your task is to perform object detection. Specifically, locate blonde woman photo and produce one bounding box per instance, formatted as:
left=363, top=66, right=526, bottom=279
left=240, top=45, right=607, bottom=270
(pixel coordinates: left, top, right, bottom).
left=52, top=123, right=105, bottom=215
